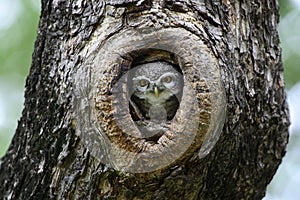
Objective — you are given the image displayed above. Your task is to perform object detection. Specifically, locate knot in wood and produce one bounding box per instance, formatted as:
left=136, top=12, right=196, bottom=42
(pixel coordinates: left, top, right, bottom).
left=74, top=27, right=226, bottom=173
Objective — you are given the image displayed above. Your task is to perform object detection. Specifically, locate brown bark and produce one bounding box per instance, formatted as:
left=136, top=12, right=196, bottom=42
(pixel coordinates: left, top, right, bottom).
left=0, top=0, right=289, bottom=199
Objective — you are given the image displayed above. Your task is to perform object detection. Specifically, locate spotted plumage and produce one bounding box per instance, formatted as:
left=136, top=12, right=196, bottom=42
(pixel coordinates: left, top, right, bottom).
left=128, top=61, right=183, bottom=123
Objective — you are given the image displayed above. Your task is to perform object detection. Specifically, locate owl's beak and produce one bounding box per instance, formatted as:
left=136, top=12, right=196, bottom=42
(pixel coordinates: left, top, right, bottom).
left=154, top=86, right=159, bottom=98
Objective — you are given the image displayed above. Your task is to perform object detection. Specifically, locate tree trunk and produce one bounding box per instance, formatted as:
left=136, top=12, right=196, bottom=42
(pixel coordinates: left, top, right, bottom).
left=0, top=0, right=289, bottom=199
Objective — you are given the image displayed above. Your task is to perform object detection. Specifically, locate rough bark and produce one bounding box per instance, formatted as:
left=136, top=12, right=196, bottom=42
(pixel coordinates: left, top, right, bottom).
left=0, top=0, right=289, bottom=200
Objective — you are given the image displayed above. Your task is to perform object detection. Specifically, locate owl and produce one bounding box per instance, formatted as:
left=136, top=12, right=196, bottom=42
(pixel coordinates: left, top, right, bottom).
left=128, top=61, right=183, bottom=124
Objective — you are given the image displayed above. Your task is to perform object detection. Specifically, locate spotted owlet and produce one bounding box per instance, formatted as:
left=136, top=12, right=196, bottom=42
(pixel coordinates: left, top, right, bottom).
left=128, top=61, right=183, bottom=129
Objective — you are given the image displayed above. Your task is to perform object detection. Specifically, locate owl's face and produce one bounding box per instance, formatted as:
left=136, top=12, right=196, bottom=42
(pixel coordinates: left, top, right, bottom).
left=132, top=71, right=180, bottom=103
left=129, top=62, right=183, bottom=121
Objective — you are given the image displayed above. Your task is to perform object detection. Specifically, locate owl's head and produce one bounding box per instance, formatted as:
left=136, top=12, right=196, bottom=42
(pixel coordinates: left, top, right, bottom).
left=129, top=62, right=183, bottom=105
left=128, top=61, right=183, bottom=122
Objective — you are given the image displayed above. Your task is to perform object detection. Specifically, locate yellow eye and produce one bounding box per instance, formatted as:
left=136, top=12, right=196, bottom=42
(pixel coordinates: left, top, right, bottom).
left=163, top=76, right=172, bottom=83
left=139, top=79, right=149, bottom=87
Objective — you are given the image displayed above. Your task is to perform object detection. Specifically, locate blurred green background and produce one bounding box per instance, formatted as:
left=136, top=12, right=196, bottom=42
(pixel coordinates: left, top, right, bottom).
left=0, top=0, right=299, bottom=199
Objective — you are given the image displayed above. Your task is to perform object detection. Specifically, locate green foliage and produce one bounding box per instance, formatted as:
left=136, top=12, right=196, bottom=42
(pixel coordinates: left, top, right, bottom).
left=280, top=9, right=300, bottom=89
left=0, top=0, right=39, bottom=76
left=0, top=0, right=40, bottom=156
left=279, top=0, right=294, bottom=17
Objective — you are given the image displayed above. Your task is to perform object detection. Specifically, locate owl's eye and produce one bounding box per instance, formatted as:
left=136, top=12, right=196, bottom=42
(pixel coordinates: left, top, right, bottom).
left=162, top=76, right=173, bottom=83
left=139, top=79, right=149, bottom=87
